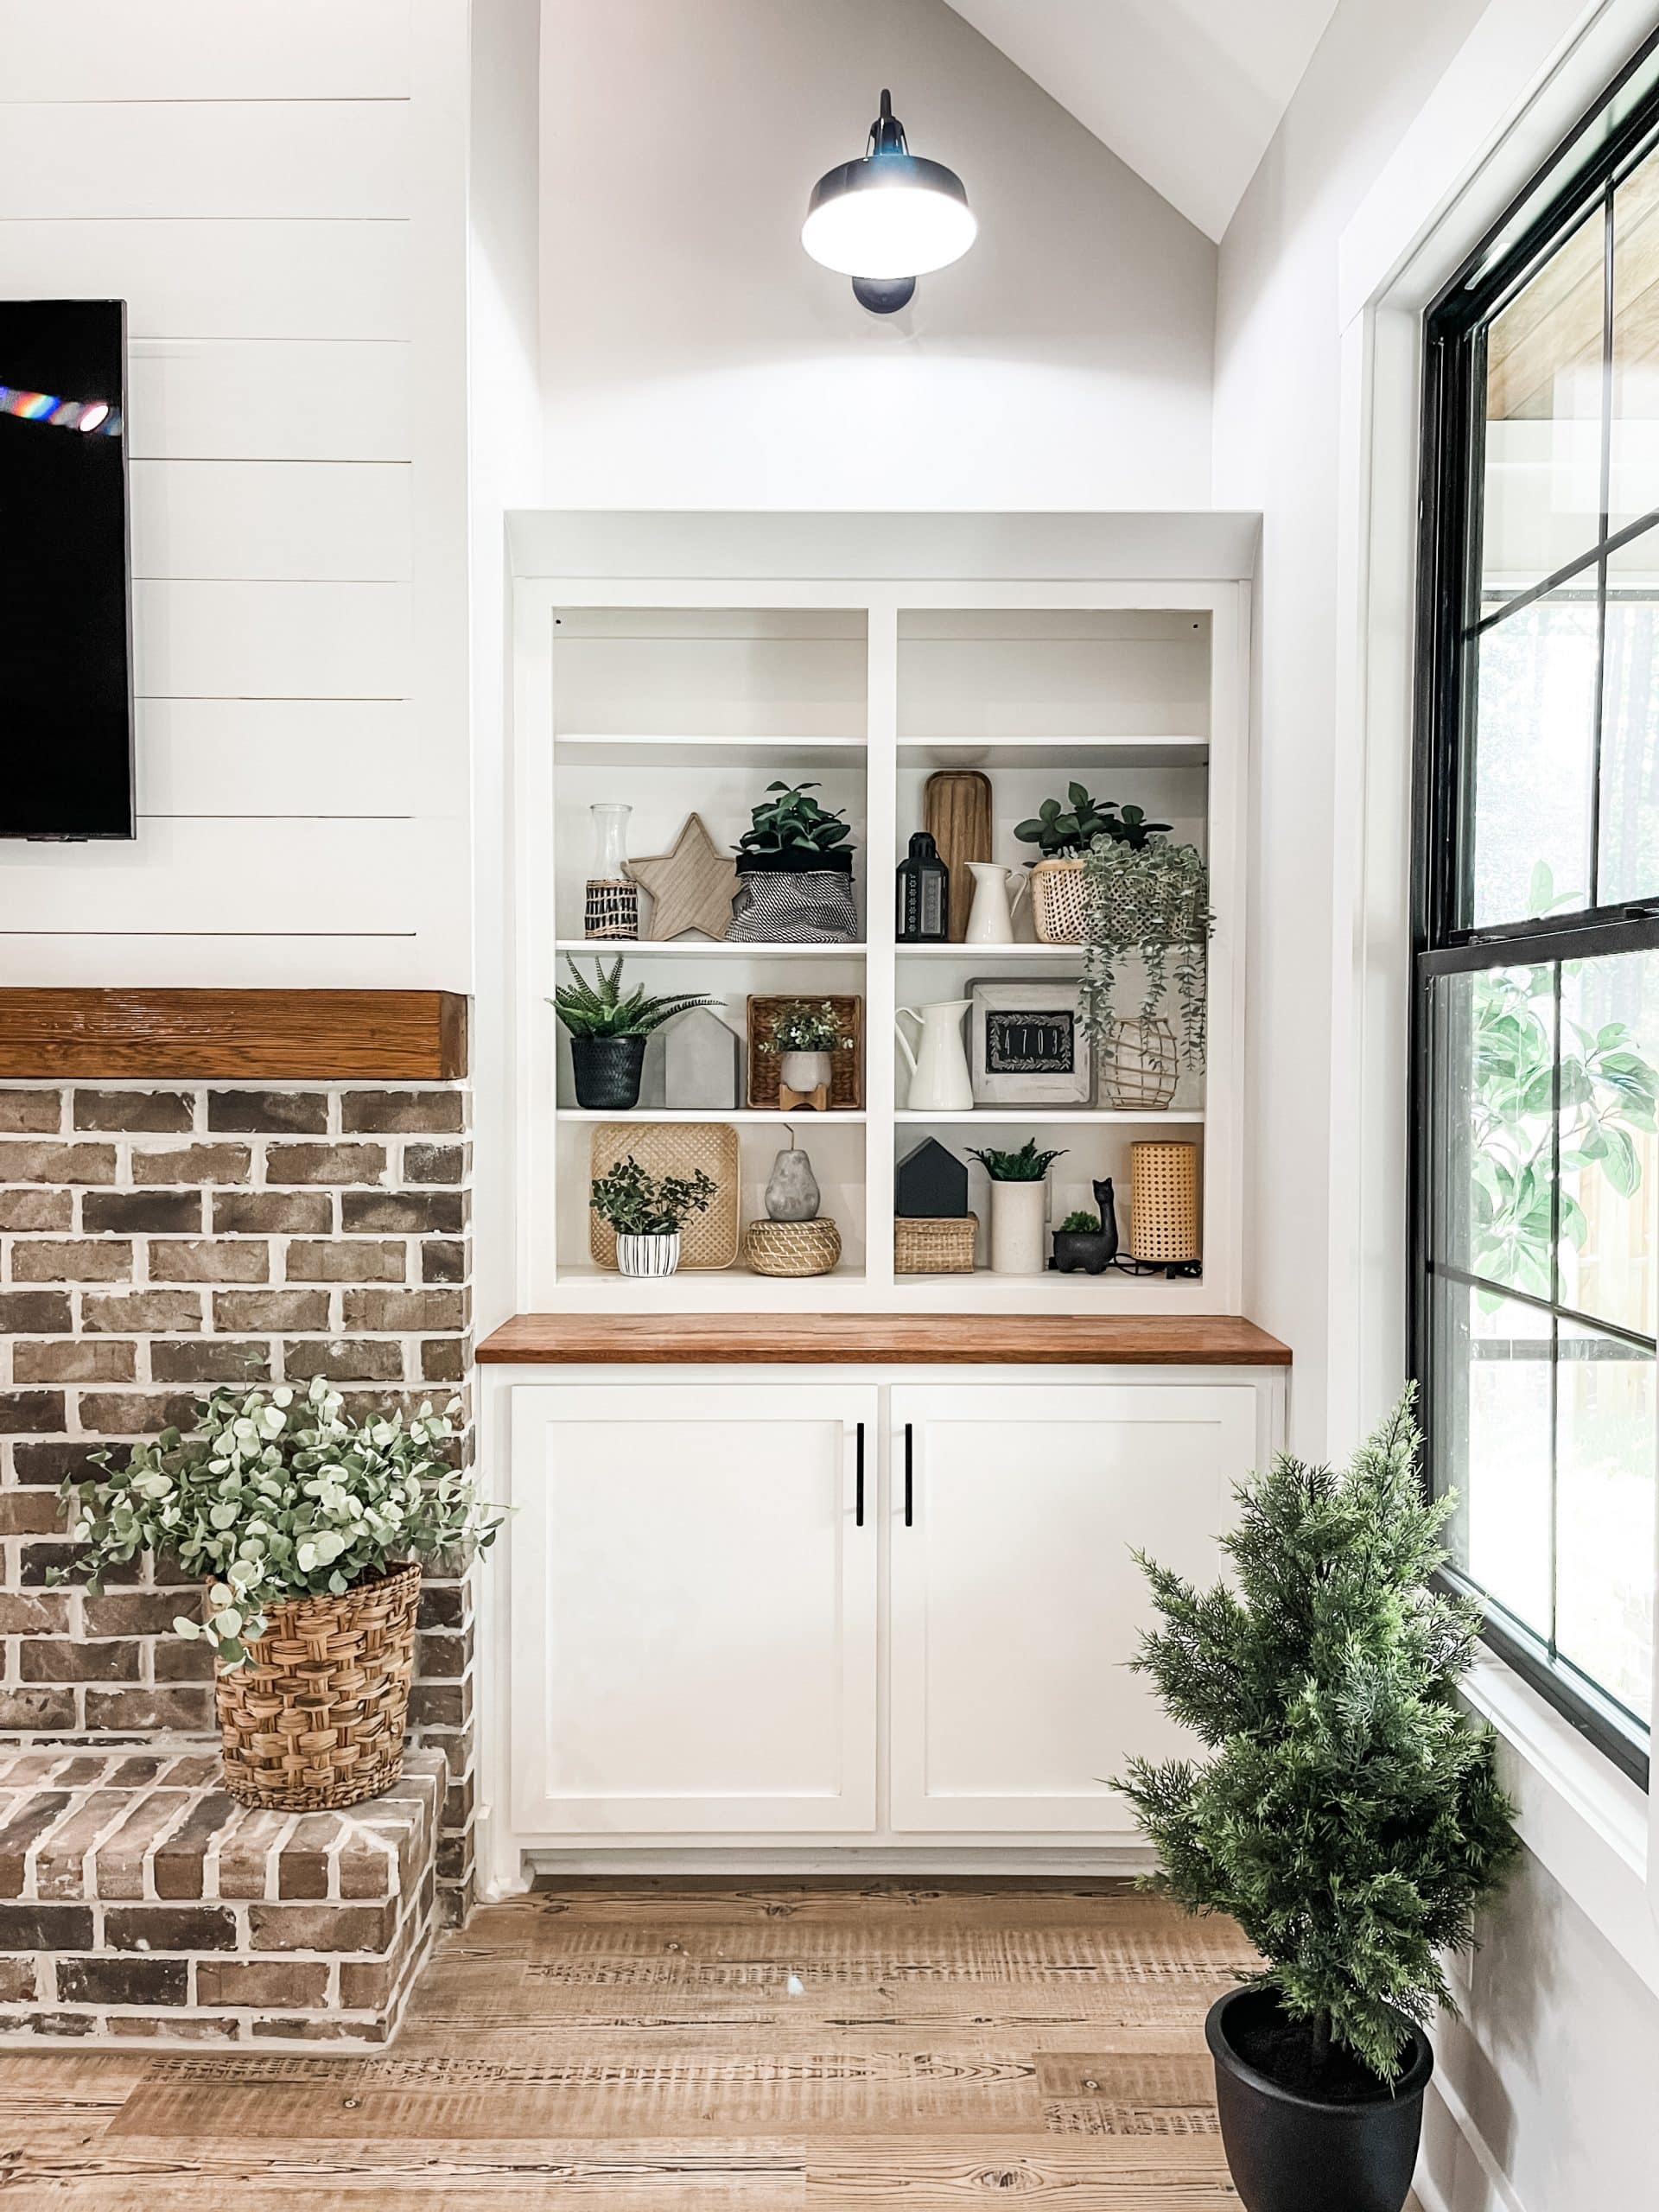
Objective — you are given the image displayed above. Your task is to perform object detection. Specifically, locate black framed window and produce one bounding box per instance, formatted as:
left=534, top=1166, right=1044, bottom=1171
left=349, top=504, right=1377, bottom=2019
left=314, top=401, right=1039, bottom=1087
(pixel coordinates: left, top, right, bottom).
left=1414, top=35, right=1659, bottom=1789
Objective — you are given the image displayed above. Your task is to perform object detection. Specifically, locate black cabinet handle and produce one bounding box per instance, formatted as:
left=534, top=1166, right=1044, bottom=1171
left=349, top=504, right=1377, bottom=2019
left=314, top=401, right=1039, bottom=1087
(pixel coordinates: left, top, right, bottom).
left=855, top=1421, right=865, bottom=1527
left=904, top=1421, right=913, bottom=1527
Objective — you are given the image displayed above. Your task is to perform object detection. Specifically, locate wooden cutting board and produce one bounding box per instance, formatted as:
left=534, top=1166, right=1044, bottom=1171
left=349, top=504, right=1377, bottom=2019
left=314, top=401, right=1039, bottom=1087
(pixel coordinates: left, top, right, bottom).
left=923, top=770, right=993, bottom=943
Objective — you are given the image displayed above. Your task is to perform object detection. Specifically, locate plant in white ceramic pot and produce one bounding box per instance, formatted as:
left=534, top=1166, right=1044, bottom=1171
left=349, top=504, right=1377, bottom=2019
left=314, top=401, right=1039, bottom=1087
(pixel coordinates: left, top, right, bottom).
left=51, top=1377, right=502, bottom=1811
left=590, top=1154, right=716, bottom=1278
left=759, top=998, right=853, bottom=1098
left=966, top=1139, right=1066, bottom=1275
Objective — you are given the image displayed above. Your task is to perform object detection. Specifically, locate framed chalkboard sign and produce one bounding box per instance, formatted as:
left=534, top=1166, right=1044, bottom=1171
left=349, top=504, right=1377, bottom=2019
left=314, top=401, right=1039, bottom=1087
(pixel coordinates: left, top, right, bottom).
left=967, top=977, right=1092, bottom=1106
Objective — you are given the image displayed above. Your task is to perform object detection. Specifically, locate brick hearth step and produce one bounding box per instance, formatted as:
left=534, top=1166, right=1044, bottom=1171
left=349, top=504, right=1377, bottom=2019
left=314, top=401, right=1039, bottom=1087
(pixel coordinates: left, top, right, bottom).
left=0, top=1743, right=443, bottom=2045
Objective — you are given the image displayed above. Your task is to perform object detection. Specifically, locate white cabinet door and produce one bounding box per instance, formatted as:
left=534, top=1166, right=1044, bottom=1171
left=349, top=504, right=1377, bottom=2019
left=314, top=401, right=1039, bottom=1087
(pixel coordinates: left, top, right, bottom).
left=511, top=1383, right=879, bottom=1835
left=888, top=1383, right=1257, bottom=1834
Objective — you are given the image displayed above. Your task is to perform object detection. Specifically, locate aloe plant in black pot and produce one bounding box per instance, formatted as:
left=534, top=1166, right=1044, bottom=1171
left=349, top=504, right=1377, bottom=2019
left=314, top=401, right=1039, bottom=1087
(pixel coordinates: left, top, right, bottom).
left=550, top=957, right=721, bottom=1110
left=1119, top=1393, right=1518, bottom=2212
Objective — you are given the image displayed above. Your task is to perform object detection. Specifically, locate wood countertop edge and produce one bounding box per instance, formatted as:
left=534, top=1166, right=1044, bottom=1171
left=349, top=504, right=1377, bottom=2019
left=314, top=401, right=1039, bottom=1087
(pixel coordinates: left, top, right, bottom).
left=477, top=1313, right=1292, bottom=1366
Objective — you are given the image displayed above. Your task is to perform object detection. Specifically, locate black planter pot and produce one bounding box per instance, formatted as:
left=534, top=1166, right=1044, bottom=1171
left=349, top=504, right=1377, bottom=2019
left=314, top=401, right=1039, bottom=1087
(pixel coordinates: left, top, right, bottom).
left=1206, top=1990, right=1432, bottom=2212
left=1052, top=1230, right=1116, bottom=1274
left=569, top=1033, right=646, bottom=1111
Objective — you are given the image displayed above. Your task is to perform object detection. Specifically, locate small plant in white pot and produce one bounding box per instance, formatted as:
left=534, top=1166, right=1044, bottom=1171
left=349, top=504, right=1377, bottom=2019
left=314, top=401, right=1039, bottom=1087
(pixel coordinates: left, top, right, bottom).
left=591, top=1153, right=715, bottom=1277
left=760, top=998, right=852, bottom=1098
left=966, top=1139, right=1065, bottom=1274
left=52, top=1377, right=502, bottom=1812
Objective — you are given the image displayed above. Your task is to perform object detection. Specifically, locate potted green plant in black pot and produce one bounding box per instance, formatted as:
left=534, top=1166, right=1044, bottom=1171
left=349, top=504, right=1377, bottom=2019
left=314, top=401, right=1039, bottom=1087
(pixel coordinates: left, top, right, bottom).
left=729, top=781, right=859, bottom=943
left=551, top=956, right=721, bottom=1111
left=1118, top=1393, right=1517, bottom=2212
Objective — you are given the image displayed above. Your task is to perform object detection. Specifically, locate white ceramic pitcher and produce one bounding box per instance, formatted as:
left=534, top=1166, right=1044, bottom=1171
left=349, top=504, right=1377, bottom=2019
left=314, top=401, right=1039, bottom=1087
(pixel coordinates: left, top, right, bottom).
left=894, top=1000, right=974, bottom=1112
left=963, top=861, right=1031, bottom=945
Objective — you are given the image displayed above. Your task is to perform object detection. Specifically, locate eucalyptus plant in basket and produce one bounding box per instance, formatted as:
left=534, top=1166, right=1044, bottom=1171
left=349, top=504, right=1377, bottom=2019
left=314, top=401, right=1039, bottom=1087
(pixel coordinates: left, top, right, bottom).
left=53, top=1377, right=503, bottom=1810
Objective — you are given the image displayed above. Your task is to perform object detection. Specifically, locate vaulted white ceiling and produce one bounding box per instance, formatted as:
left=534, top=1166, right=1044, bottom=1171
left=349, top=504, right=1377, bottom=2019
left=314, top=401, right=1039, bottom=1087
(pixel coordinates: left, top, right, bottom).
left=942, top=0, right=1341, bottom=240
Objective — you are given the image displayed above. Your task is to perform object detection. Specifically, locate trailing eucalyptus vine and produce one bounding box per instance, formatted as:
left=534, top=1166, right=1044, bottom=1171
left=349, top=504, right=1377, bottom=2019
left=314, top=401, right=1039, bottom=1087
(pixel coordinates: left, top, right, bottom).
left=1079, top=833, right=1214, bottom=1065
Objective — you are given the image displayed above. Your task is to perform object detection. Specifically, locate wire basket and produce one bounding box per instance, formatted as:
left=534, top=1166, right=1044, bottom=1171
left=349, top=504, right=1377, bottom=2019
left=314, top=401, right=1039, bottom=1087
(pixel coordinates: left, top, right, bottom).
left=894, top=1213, right=978, bottom=1274
left=1100, top=1016, right=1179, bottom=1111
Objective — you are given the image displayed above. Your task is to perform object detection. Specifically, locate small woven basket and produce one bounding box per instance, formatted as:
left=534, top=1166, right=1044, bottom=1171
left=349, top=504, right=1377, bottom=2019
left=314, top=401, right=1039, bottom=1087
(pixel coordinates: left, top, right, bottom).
left=895, top=1213, right=978, bottom=1274
left=1029, top=857, right=1088, bottom=944
left=216, top=1561, right=420, bottom=1812
left=744, top=1217, right=842, bottom=1277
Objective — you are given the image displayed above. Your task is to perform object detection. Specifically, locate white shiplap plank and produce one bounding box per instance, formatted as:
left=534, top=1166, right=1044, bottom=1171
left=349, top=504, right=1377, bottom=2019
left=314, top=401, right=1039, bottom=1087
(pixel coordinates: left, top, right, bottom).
left=0, top=817, right=446, bottom=938
left=0, top=932, right=435, bottom=991
left=130, top=461, right=411, bottom=582
left=133, top=581, right=410, bottom=700
left=127, top=339, right=412, bottom=462
left=136, top=699, right=416, bottom=817
left=0, top=1, right=411, bottom=102
left=0, top=222, right=409, bottom=340
left=0, top=101, right=410, bottom=220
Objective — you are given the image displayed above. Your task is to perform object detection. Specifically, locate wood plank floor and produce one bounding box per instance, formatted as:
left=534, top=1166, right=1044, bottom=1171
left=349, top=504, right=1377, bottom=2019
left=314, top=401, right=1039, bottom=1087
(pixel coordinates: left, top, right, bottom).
left=0, top=1878, right=1416, bottom=2209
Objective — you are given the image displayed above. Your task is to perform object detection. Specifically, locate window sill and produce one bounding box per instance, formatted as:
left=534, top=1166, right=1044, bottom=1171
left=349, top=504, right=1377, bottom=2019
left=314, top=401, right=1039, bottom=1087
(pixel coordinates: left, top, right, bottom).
left=1461, top=1649, right=1658, bottom=2000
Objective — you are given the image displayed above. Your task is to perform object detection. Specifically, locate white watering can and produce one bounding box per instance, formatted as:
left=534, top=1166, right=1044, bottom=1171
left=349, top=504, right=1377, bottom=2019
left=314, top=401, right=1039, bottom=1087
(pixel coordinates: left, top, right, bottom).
left=963, top=861, right=1031, bottom=944
left=894, top=999, right=974, bottom=1113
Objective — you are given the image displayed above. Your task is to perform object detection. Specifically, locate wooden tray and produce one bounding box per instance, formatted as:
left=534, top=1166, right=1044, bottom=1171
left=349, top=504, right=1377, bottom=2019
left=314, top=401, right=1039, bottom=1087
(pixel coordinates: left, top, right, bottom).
left=746, top=995, right=865, bottom=1110
left=588, top=1121, right=741, bottom=1270
left=923, top=769, right=993, bottom=944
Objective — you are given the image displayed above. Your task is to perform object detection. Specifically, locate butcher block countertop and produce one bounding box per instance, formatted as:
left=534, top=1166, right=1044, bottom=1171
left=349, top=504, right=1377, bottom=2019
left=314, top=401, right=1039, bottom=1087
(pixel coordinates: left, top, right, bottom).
left=477, top=1313, right=1291, bottom=1366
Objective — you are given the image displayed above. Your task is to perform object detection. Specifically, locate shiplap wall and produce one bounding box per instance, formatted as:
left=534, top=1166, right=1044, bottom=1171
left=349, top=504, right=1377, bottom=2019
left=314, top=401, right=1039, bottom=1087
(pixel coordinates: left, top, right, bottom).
left=0, top=0, right=471, bottom=988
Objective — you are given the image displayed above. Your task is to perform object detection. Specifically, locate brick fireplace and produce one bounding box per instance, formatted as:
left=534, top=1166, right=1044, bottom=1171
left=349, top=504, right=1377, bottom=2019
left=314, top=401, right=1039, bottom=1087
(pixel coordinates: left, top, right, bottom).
left=0, top=992, right=479, bottom=2043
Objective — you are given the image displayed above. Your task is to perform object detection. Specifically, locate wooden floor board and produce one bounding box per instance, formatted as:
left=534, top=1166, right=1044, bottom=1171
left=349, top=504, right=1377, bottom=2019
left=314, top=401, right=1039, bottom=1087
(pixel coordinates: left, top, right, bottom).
left=0, top=1878, right=1389, bottom=2208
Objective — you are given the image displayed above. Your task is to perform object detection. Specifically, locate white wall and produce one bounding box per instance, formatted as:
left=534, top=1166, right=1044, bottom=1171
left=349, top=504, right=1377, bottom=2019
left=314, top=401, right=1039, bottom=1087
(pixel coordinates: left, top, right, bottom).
left=1212, top=0, right=1489, bottom=1454
left=468, top=0, right=543, bottom=1350
left=538, top=0, right=1216, bottom=511
left=1216, top=4, right=1659, bottom=2208
left=1427, top=1850, right=1657, bottom=2212
left=0, top=0, right=472, bottom=989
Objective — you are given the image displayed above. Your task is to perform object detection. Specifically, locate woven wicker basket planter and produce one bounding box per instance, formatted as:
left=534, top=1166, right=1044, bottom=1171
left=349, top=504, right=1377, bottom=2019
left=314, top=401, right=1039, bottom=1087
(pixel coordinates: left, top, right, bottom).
left=1029, top=857, right=1088, bottom=944
left=216, top=1561, right=421, bottom=1812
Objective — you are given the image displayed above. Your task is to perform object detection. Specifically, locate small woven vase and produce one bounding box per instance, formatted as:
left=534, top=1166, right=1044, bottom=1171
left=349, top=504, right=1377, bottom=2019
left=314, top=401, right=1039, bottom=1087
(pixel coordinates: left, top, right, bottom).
left=216, top=1561, right=420, bottom=1812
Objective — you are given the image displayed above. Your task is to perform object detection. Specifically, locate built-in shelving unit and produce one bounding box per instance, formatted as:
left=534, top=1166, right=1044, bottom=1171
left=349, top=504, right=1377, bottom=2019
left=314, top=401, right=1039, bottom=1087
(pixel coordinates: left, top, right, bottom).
left=512, top=517, right=1249, bottom=1314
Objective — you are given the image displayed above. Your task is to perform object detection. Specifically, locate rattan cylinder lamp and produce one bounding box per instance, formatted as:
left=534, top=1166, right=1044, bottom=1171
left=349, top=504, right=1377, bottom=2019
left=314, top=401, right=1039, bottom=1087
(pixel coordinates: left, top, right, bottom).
left=1129, top=1141, right=1200, bottom=1265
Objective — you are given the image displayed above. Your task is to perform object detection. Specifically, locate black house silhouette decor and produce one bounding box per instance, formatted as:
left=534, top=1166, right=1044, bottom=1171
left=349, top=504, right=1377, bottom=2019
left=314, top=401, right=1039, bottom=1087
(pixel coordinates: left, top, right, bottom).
left=894, top=1137, right=969, bottom=1218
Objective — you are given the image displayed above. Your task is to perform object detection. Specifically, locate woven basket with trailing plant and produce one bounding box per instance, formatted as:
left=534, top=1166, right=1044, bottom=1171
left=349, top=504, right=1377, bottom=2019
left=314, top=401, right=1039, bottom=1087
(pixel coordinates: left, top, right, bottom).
left=54, top=1377, right=502, bottom=1813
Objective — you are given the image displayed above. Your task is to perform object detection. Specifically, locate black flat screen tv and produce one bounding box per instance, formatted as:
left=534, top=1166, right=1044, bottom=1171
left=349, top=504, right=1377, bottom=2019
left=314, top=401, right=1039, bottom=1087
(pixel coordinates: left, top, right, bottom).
left=0, top=299, right=133, bottom=840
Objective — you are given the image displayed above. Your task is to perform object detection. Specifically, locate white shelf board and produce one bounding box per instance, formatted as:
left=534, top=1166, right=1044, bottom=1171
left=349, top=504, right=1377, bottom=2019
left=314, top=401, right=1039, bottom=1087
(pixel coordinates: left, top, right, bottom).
left=897, top=735, right=1209, bottom=771
left=893, top=1109, right=1204, bottom=1125
left=557, top=1108, right=868, bottom=1124
left=554, top=939, right=864, bottom=959
left=555, top=732, right=866, bottom=768
left=895, top=942, right=1077, bottom=959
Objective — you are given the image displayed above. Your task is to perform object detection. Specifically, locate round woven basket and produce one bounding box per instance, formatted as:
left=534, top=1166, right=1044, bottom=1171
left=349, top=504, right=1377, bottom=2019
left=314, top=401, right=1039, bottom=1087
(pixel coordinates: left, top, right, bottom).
left=216, top=1560, right=420, bottom=1812
left=744, top=1217, right=842, bottom=1277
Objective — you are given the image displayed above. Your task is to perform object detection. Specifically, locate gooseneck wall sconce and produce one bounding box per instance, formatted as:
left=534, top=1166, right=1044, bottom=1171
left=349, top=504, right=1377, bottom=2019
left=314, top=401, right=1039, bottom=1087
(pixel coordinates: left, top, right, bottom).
left=802, top=89, right=976, bottom=314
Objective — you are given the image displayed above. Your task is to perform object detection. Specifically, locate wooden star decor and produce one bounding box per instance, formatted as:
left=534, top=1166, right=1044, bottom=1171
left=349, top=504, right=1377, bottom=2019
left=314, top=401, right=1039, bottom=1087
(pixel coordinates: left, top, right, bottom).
left=628, top=812, right=738, bottom=942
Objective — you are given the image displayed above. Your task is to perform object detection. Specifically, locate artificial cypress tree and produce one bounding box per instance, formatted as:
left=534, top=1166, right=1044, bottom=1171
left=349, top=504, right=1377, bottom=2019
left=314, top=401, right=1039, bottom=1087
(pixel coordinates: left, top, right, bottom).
left=1119, top=1390, right=1518, bottom=2090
